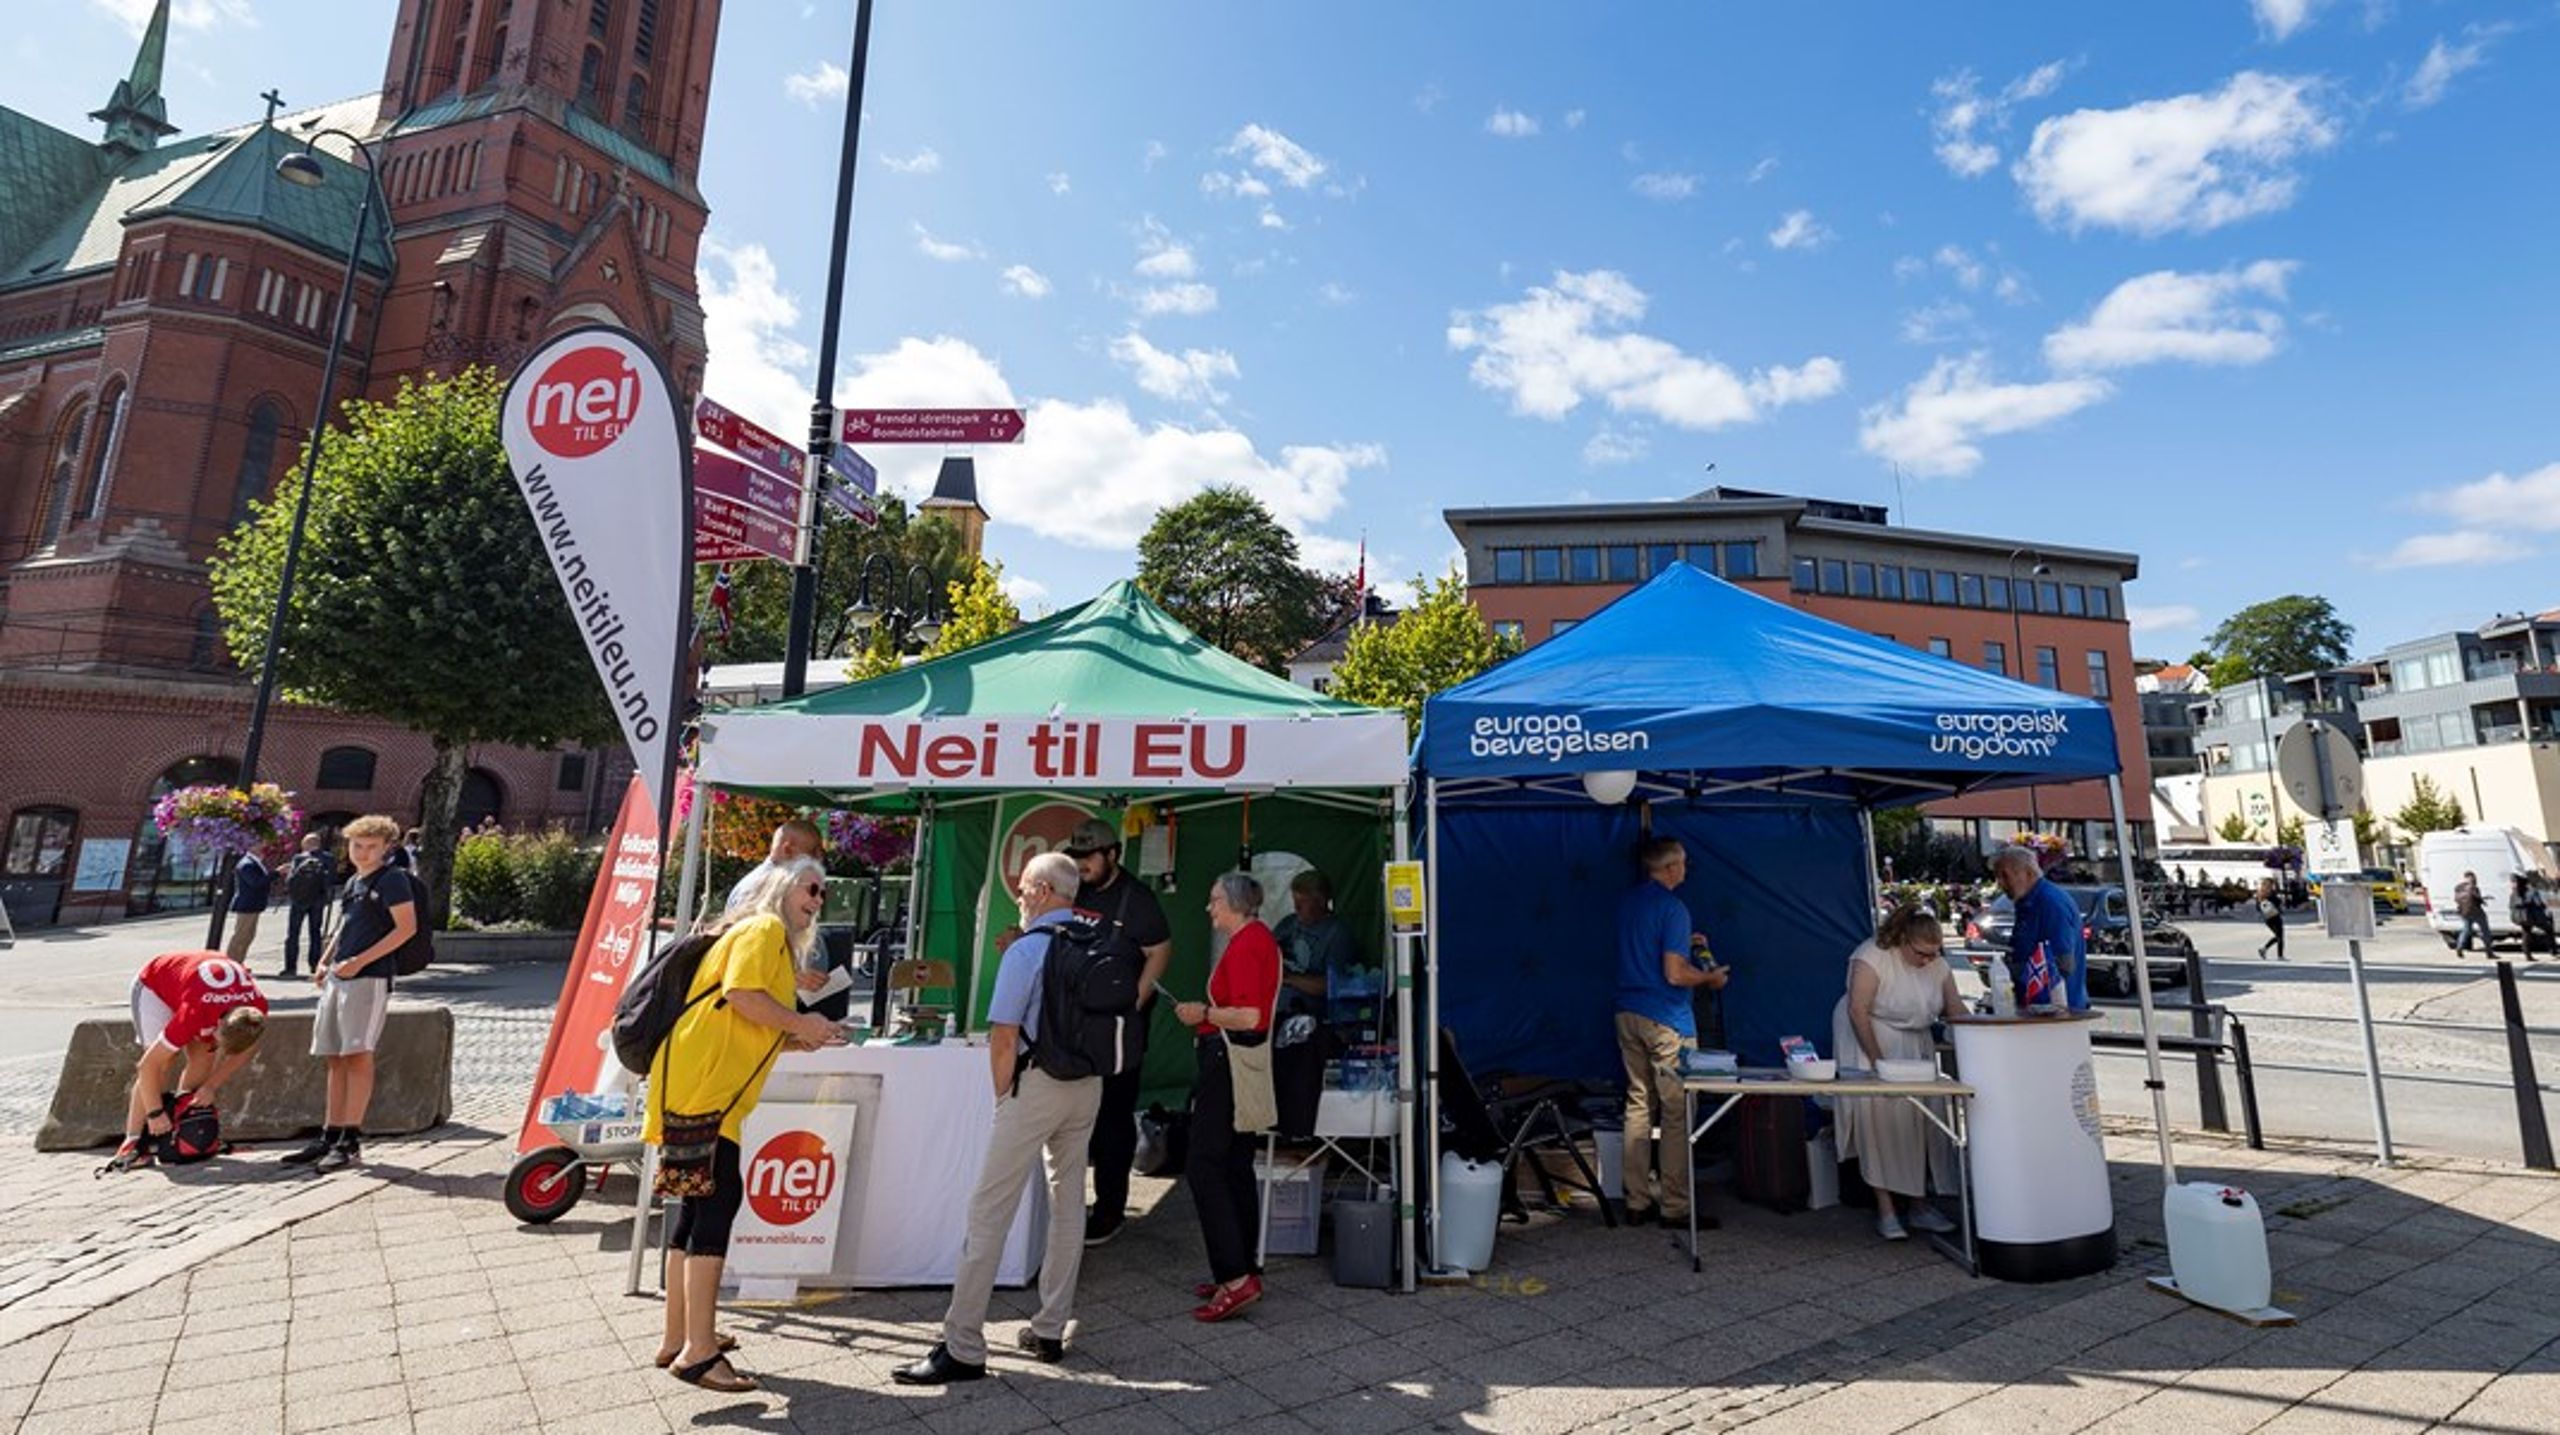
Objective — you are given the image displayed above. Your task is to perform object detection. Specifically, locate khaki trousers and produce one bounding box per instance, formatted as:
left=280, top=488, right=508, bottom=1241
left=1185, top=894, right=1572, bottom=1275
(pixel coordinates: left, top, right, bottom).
left=941, top=1067, right=1103, bottom=1364
left=223, top=910, right=261, bottom=962
left=1616, top=1011, right=1692, bottom=1219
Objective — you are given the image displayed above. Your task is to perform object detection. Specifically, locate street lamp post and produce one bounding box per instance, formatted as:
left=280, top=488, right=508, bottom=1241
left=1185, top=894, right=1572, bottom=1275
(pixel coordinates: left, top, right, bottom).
left=846, top=554, right=944, bottom=655
left=2006, top=548, right=2052, bottom=836
left=205, top=125, right=383, bottom=951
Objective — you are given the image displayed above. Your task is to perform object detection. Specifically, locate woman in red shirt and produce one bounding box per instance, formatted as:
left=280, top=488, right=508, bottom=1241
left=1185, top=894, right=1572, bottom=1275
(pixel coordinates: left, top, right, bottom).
left=1173, top=872, right=1281, bottom=1322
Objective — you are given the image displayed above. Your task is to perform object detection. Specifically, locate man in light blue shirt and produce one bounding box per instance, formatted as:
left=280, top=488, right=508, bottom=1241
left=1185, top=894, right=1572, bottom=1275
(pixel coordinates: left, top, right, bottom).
left=1614, top=837, right=1729, bottom=1228
left=901, top=851, right=1101, bottom=1385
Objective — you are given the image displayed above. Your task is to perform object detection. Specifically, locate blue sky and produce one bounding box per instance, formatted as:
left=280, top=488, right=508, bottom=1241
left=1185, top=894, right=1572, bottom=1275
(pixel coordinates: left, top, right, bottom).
left=29, top=1, right=2560, bottom=657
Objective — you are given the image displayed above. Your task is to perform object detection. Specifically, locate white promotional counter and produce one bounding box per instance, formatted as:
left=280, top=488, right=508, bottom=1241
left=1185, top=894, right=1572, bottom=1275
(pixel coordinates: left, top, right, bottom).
left=1947, top=1012, right=2116, bottom=1282
left=727, top=1040, right=1043, bottom=1290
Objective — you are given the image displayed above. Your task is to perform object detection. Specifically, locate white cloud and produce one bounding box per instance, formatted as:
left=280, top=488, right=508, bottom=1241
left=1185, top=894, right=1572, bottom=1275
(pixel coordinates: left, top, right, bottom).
left=91, top=0, right=252, bottom=31
left=2369, top=531, right=2532, bottom=569
left=1223, top=123, right=1327, bottom=188
left=696, top=237, right=816, bottom=443
left=1132, top=282, right=1219, bottom=318
left=880, top=146, right=942, bottom=175
left=1046, top=172, right=1071, bottom=196
left=999, top=573, right=1049, bottom=611
left=1135, top=239, right=1198, bottom=279
left=2413, top=461, right=2560, bottom=532
left=1201, top=170, right=1273, bottom=200
left=1929, top=62, right=2068, bottom=178
left=1857, top=353, right=2113, bottom=478
left=2129, top=604, right=2203, bottom=635
left=1445, top=269, right=1846, bottom=431
left=1413, top=83, right=1446, bottom=114
left=1582, top=428, right=1650, bottom=467
left=1142, top=140, right=1167, bottom=170
left=2045, top=260, right=2298, bottom=371
left=1899, top=300, right=1976, bottom=345
left=784, top=62, right=848, bottom=106
left=912, top=224, right=982, bottom=262
left=998, top=264, right=1051, bottom=299
left=1109, top=332, right=1241, bottom=406
left=1745, top=157, right=1779, bottom=185
left=1899, top=245, right=2032, bottom=304
left=1258, top=207, right=1289, bottom=231
left=1484, top=109, right=1541, bottom=138
left=2014, top=71, right=2339, bottom=235
left=1767, top=210, right=1833, bottom=250
left=1632, top=172, right=1701, bottom=201
left=1564, top=109, right=1587, bottom=130
left=2405, top=27, right=2505, bottom=110
left=2252, top=0, right=2329, bottom=41
left=1314, top=281, right=1356, bottom=307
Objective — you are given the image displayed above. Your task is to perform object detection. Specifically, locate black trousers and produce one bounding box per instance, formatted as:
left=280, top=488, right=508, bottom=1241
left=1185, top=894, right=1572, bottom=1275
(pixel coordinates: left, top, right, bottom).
left=1186, top=1036, right=1261, bottom=1284
left=670, top=1138, right=744, bottom=1257
left=281, top=902, right=326, bottom=973
left=1087, top=1042, right=1146, bottom=1223
left=2260, top=914, right=2286, bottom=958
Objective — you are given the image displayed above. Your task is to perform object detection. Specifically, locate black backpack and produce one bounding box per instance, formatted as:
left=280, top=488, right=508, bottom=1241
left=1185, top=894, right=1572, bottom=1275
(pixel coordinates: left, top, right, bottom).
left=367, top=871, right=436, bottom=976
left=1029, top=914, right=1144, bottom=1083
left=285, top=853, right=329, bottom=906
left=612, top=930, right=723, bottom=1076
left=158, top=1093, right=227, bottom=1164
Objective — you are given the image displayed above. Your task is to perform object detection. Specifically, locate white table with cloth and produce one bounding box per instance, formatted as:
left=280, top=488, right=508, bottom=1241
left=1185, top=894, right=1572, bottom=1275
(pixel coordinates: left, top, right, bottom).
left=751, top=1039, right=1044, bottom=1288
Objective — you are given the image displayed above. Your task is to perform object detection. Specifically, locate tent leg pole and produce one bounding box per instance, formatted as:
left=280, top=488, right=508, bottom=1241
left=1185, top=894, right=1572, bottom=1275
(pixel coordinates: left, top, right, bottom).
left=1860, top=807, right=1881, bottom=915
left=2109, top=773, right=2177, bottom=1187
left=671, top=777, right=710, bottom=934
left=1422, top=776, right=1446, bottom=1276
left=908, top=798, right=935, bottom=1025
left=1392, top=784, right=1416, bottom=1294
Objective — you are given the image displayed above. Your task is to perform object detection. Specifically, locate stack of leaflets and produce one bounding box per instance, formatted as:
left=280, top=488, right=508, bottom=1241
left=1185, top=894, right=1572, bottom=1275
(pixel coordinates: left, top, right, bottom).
left=1678, top=1048, right=1739, bottom=1078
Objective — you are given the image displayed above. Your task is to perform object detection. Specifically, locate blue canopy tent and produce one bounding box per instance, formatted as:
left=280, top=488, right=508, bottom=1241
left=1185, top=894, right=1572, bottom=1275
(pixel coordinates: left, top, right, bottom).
left=1412, top=564, right=2177, bottom=1254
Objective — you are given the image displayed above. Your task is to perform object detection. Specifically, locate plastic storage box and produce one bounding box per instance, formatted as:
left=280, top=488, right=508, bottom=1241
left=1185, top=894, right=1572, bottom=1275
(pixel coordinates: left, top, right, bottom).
left=1256, top=1158, right=1321, bottom=1256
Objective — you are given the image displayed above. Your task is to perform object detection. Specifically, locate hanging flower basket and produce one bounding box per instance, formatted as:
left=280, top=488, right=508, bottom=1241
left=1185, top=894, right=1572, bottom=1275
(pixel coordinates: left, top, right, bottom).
left=2011, top=831, right=2072, bottom=870
left=153, top=783, right=303, bottom=858
left=675, top=773, right=913, bottom=872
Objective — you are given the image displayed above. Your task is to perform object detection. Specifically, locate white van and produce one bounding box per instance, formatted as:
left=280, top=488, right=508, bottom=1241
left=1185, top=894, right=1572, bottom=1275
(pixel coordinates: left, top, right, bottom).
left=2416, top=827, right=2559, bottom=950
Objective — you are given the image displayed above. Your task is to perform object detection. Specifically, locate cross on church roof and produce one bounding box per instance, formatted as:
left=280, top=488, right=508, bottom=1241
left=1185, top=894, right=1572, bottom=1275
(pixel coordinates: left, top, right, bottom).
left=261, top=89, right=285, bottom=128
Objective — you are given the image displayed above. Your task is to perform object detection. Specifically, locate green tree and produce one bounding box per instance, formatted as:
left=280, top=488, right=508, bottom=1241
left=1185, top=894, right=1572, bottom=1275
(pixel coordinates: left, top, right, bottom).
left=708, top=495, right=967, bottom=663
left=2216, top=812, right=2256, bottom=843
left=1136, top=487, right=1326, bottom=671
left=2201, top=595, right=2354, bottom=682
left=846, top=557, right=1021, bottom=681
left=2351, top=807, right=2386, bottom=855
left=209, top=369, right=616, bottom=924
left=2394, top=775, right=2467, bottom=836
left=2276, top=815, right=2305, bottom=849
left=1329, top=571, right=1519, bottom=734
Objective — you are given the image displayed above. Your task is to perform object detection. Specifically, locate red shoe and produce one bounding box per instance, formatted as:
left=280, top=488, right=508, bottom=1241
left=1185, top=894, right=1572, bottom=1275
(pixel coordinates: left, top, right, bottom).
left=1194, top=1281, right=1218, bottom=1299
left=1192, top=1275, right=1262, bottom=1322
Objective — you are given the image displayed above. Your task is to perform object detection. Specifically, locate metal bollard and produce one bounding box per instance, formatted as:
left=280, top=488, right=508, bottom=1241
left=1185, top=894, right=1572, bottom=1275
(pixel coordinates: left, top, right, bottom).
left=2184, top=947, right=2229, bottom=1133
left=2226, top=1015, right=2265, bottom=1151
left=2496, top=959, right=2555, bottom=1171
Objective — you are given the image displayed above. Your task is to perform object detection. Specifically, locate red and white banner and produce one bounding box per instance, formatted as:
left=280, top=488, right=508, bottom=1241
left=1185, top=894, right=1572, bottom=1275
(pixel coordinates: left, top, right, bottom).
left=515, top=776, right=660, bottom=1153
left=728, top=1103, right=860, bottom=1277
left=697, top=713, right=1411, bottom=792
left=501, top=326, right=693, bottom=821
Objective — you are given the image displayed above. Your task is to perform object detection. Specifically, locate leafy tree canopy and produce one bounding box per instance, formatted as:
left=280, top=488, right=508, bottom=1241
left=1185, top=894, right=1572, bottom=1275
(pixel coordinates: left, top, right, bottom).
left=1136, top=486, right=1330, bottom=672
left=2202, top=595, right=2354, bottom=684
left=709, top=495, right=966, bottom=664
left=1329, top=571, right=1518, bottom=734
left=2393, top=774, right=2467, bottom=836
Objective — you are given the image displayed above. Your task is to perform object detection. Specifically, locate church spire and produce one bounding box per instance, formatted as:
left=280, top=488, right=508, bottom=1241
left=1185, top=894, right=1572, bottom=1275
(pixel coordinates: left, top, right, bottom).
left=91, top=0, right=179, bottom=158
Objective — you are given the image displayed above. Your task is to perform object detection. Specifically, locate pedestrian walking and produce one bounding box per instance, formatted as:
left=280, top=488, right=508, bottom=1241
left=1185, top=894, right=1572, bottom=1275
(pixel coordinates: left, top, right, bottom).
left=2454, top=871, right=2494, bottom=956
left=1175, top=872, right=1283, bottom=1324
left=278, top=834, right=332, bottom=979
left=2255, top=879, right=2287, bottom=961
left=2510, top=874, right=2551, bottom=958
left=896, top=852, right=1104, bottom=1385
left=284, top=815, right=417, bottom=1172
left=222, top=847, right=272, bottom=962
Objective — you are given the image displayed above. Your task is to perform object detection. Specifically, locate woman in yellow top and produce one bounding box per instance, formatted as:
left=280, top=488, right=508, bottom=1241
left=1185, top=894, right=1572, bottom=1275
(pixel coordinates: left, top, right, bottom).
left=649, top=855, right=842, bottom=1393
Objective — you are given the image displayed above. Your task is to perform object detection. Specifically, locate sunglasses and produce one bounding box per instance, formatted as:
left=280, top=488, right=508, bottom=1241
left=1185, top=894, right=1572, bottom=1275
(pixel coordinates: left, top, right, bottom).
left=800, top=882, right=826, bottom=897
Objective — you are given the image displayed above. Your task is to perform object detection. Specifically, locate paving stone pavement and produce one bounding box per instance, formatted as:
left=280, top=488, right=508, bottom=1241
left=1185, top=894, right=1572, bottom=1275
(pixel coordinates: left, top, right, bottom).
left=4, top=1118, right=2557, bottom=1434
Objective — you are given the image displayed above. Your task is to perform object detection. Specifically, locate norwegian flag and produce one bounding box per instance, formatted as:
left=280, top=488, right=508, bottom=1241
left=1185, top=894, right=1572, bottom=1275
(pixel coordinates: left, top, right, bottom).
left=2022, top=941, right=2060, bottom=1009
left=709, top=564, right=734, bottom=639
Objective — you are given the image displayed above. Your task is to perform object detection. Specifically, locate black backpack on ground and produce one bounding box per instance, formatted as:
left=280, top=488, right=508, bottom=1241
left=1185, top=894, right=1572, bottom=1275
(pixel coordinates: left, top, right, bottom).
left=285, top=853, right=329, bottom=907
left=158, top=1092, right=226, bottom=1164
left=613, top=930, right=724, bottom=1076
left=1028, top=914, right=1144, bottom=1083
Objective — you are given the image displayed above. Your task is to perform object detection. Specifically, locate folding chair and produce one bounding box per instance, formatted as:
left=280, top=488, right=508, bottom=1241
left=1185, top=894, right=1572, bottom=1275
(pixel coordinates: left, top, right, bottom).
left=1436, top=1029, right=1617, bottom=1228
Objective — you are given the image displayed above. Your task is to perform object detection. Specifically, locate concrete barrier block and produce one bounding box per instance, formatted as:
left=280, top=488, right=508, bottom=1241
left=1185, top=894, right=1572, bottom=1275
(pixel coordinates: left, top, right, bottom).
left=35, top=1007, right=454, bottom=1152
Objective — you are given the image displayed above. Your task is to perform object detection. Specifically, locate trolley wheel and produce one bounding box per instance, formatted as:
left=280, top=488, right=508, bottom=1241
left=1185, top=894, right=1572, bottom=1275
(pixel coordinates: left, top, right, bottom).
left=506, top=1145, right=586, bottom=1224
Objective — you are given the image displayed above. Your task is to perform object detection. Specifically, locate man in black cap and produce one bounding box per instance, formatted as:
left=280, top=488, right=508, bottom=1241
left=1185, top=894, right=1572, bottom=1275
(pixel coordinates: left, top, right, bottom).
left=1064, top=816, right=1173, bottom=1245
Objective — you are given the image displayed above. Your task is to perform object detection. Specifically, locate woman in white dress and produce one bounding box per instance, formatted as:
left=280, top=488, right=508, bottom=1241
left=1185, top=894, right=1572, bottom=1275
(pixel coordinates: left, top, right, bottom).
left=1830, top=904, right=1968, bottom=1242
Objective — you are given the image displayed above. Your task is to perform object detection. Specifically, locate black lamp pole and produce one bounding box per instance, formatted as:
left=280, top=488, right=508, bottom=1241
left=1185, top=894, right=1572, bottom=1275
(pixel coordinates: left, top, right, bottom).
left=206, top=126, right=382, bottom=951
left=2006, top=547, right=2052, bottom=836
left=847, top=553, right=944, bottom=653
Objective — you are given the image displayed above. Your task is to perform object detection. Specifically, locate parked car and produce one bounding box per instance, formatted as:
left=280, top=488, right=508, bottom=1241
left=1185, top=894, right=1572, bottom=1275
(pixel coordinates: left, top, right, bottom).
left=2306, top=868, right=2409, bottom=913
left=1962, top=885, right=2193, bottom=998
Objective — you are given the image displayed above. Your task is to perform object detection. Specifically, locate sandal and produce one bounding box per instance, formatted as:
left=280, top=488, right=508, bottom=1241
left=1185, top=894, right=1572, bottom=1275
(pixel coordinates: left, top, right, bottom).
left=654, top=1332, right=738, bottom=1369
left=671, top=1353, right=757, bottom=1393
left=95, top=1139, right=156, bottom=1178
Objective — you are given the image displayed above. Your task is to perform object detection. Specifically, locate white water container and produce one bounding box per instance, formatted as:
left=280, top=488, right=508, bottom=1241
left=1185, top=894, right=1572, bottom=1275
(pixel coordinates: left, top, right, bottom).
left=1436, top=1153, right=1506, bottom=1272
left=2164, top=1182, right=2272, bottom=1313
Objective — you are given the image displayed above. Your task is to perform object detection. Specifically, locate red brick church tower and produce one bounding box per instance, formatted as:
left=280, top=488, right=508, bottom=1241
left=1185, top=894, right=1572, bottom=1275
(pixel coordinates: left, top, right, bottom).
left=0, top=1, right=722, bottom=926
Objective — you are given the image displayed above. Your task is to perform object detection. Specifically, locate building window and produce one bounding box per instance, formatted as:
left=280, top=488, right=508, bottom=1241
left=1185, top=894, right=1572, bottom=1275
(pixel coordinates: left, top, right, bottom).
left=1605, top=545, right=1638, bottom=583
left=2086, top=649, right=2111, bottom=698
left=590, top=0, right=614, bottom=39
left=623, top=73, right=649, bottom=137
left=1792, top=557, right=1816, bottom=592
left=1983, top=640, right=2008, bottom=677
left=557, top=752, right=590, bottom=792
left=4, top=805, right=76, bottom=877
left=1646, top=543, right=1680, bottom=576
left=80, top=381, right=126, bottom=520
left=2036, top=646, right=2060, bottom=687
left=1531, top=548, right=1561, bottom=584
left=1311, top=677, right=1330, bottom=694
left=2089, top=586, right=2112, bottom=620
left=1931, top=570, right=1958, bottom=605
left=1723, top=542, right=1758, bottom=578
left=634, top=0, right=659, bottom=61
left=1492, top=549, right=1524, bottom=585
left=1927, top=638, right=1953, bottom=660
left=2062, top=584, right=2088, bottom=617
left=1849, top=561, right=1875, bottom=597
left=1877, top=564, right=1904, bottom=601
left=1550, top=619, right=1579, bottom=638
left=1491, top=619, right=1524, bottom=644
left=578, top=45, right=606, bottom=114
left=36, top=402, right=88, bottom=548
left=1816, top=559, right=1845, bottom=594
left=1959, top=573, right=1984, bottom=607
left=230, top=401, right=284, bottom=524
left=2037, top=580, right=2061, bottom=613
left=1568, top=547, right=1600, bottom=583
left=1986, top=575, right=2011, bottom=611
left=1685, top=542, right=1721, bottom=575
left=315, top=746, right=378, bottom=791
left=176, top=253, right=199, bottom=298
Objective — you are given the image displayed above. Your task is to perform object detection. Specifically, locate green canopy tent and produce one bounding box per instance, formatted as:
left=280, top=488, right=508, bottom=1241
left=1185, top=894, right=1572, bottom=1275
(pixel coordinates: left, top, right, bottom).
left=683, top=582, right=1417, bottom=1276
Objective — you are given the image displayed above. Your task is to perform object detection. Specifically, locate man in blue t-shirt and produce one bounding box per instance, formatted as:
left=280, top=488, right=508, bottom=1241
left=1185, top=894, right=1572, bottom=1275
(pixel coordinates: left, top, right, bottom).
left=1994, top=846, right=2089, bottom=1012
left=1615, top=837, right=1729, bottom=1228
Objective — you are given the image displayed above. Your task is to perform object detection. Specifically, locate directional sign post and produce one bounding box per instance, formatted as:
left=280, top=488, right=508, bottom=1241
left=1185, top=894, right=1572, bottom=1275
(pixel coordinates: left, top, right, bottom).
left=2277, top=718, right=2393, bottom=1168
left=696, top=490, right=801, bottom=565
left=694, top=450, right=803, bottom=527
left=837, top=408, right=1026, bottom=445
left=696, top=398, right=806, bottom=481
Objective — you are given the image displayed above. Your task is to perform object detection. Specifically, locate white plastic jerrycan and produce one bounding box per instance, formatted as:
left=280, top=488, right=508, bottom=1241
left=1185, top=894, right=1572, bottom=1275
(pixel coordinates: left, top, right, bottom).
left=2163, top=1181, right=2272, bottom=1314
